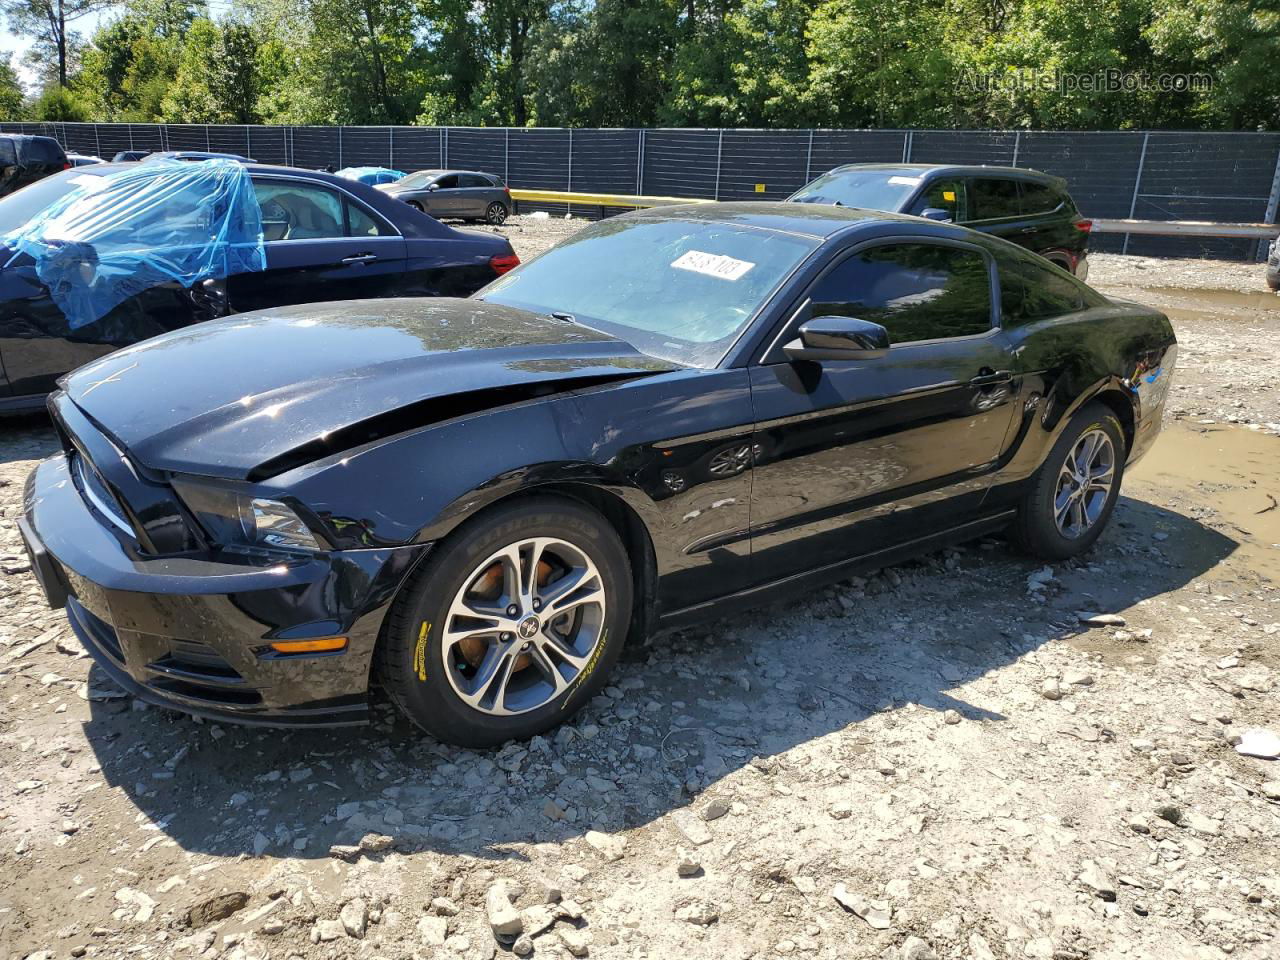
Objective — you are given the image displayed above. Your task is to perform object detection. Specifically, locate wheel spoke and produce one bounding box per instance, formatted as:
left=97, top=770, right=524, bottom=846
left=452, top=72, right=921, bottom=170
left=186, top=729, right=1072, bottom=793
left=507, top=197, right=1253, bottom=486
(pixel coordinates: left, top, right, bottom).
left=539, top=628, right=591, bottom=669
left=461, top=642, right=520, bottom=712
left=541, top=567, right=603, bottom=618
left=526, top=642, right=570, bottom=695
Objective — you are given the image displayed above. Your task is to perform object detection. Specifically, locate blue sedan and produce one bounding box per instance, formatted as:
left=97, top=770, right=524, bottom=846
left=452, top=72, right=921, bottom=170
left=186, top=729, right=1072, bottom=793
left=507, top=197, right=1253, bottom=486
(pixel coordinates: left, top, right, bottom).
left=0, top=162, right=518, bottom=410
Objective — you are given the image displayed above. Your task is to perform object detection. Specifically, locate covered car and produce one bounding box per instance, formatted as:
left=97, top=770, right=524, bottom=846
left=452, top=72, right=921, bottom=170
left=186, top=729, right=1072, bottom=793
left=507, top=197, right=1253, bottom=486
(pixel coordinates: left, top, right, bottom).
left=0, top=161, right=518, bottom=409
left=336, top=166, right=405, bottom=186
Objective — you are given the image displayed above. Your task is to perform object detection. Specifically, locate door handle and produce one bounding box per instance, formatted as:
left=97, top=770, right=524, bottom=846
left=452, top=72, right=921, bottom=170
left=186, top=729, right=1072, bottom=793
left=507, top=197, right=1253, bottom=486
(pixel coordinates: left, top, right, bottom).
left=1019, top=226, right=1038, bottom=234
left=341, top=253, right=377, bottom=264
left=970, top=368, right=1012, bottom=387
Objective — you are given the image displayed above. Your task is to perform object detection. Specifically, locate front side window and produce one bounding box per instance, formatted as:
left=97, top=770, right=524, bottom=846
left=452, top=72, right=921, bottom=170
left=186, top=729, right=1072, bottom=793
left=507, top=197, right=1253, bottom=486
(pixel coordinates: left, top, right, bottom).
left=434, top=174, right=459, bottom=190
left=809, top=243, right=993, bottom=344
left=479, top=217, right=819, bottom=367
left=968, top=179, right=1021, bottom=221
left=909, top=179, right=967, bottom=221
left=254, top=180, right=344, bottom=241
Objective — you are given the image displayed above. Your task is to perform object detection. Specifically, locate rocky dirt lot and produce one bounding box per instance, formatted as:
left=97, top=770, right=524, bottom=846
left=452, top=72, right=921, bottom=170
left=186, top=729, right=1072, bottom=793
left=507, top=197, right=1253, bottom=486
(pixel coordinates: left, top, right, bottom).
left=2, top=218, right=1278, bottom=960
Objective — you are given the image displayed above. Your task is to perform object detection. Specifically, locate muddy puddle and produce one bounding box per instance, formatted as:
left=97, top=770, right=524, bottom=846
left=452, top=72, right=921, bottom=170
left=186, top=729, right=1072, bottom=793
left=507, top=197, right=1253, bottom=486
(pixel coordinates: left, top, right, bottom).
left=1126, top=419, right=1280, bottom=581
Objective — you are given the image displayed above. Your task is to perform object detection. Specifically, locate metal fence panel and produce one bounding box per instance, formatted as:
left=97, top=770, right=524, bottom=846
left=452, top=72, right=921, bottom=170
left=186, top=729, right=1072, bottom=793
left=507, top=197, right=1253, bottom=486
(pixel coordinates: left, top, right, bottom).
left=442, top=127, right=505, bottom=177
left=718, top=129, right=810, bottom=201
left=5, top=122, right=1278, bottom=260
left=642, top=129, right=719, bottom=199
left=808, top=130, right=911, bottom=178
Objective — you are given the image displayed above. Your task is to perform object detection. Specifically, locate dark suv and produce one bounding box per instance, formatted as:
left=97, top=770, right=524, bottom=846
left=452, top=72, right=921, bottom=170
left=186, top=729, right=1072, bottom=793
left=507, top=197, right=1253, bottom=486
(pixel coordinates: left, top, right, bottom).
left=789, top=164, right=1092, bottom=278
left=0, top=134, right=70, bottom=198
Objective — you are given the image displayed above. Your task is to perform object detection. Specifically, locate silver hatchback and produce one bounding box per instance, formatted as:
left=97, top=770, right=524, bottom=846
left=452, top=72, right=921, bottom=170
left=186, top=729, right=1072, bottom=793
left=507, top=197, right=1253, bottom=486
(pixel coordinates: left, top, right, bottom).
left=378, top=169, right=511, bottom=224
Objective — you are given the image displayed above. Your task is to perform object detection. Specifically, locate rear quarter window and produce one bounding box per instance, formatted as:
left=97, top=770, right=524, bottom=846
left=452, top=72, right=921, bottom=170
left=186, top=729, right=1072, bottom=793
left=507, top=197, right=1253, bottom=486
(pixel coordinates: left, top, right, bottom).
left=0, top=139, right=16, bottom=166
left=1019, top=181, right=1063, bottom=216
left=998, top=254, right=1091, bottom=325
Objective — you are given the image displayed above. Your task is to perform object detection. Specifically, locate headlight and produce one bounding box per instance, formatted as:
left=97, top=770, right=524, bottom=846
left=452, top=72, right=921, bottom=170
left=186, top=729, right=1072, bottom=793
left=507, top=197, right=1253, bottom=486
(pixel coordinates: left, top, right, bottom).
left=172, top=479, right=322, bottom=553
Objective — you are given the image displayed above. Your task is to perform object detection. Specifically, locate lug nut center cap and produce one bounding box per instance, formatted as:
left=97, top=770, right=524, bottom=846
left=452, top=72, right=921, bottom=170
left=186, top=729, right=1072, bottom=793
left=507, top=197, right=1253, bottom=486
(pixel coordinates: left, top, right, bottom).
left=517, top=616, right=540, bottom=640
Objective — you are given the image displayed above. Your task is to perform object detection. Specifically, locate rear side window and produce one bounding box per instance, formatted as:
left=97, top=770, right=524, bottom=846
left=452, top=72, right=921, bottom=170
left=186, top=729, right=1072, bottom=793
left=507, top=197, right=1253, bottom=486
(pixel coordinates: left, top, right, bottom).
left=21, top=137, right=65, bottom=164
left=457, top=173, right=490, bottom=188
left=254, top=180, right=345, bottom=241
left=345, top=199, right=392, bottom=237
left=998, top=255, right=1087, bottom=324
left=1019, top=181, right=1063, bottom=216
left=810, top=242, right=993, bottom=344
left=968, top=179, right=1021, bottom=220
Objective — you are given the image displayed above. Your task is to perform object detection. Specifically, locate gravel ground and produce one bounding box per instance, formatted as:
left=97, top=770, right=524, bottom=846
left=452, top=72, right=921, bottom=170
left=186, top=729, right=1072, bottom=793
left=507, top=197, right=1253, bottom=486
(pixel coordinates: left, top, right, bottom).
left=2, top=219, right=1279, bottom=960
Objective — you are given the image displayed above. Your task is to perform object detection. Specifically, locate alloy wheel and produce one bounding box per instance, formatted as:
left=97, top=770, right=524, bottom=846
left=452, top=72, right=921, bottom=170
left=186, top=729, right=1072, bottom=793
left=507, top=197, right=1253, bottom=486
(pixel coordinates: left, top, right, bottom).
left=487, top=202, right=508, bottom=225
left=441, top=537, right=606, bottom=716
left=1053, top=428, right=1115, bottom=539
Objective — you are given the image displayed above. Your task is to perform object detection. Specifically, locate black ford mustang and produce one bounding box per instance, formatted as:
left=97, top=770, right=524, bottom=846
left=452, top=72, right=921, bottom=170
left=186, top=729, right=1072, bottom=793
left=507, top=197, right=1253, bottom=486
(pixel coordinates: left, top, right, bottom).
left=20, top=204, right=1175, bottom=746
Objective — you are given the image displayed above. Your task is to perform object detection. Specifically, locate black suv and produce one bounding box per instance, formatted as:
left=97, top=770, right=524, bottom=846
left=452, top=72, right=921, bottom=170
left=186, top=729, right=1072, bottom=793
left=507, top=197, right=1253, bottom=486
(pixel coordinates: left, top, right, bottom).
left=789, top=164, right=1092, bottom=278
left=0, top=134, right=70, bottom=198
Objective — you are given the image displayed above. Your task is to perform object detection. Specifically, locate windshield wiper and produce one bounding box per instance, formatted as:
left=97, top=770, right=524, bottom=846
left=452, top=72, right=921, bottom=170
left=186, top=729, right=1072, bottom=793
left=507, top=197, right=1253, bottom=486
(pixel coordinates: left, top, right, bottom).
left=548, top=311, right=577, bottom=324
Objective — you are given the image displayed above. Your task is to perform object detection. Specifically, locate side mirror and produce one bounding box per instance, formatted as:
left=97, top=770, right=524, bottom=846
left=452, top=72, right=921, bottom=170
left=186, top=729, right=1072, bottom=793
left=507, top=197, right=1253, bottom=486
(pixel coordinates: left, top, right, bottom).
left=427, top=183, right=439, bottom=192
left=919, top=207, right=953, bottom=222
left=784, top=316, right=891, bottom=362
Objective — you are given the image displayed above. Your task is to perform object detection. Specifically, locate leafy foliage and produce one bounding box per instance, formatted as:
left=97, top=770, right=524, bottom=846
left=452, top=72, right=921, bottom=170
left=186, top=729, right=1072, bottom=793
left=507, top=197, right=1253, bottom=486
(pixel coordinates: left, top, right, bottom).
left=1, top=0, right=1275, bottom=129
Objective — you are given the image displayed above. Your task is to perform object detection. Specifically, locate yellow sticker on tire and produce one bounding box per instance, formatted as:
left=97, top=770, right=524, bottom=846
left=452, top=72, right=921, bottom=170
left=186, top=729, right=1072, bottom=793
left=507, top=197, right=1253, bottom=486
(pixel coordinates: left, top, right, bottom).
left=414, top=621, right=431, bottom=681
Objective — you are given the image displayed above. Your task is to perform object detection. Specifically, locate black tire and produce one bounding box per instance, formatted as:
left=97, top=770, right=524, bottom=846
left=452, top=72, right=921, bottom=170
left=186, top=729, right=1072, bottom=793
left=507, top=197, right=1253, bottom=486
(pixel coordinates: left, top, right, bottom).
left=377, top=496, right=632, bottom=747
left=1010, top=402, right=1127, bottom=560
left=485, top=202, right=509, bottom=225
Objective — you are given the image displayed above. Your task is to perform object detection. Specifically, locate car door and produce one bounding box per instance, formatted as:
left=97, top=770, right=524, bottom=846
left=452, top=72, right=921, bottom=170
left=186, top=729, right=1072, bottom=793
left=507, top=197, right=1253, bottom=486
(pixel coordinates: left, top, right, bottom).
left=964, top=177, right=1037, bottom=247
left=747, top=238, right=1021, bottom=585
left=422, top=173, right=461, bottom=217
left=454, top=173, right=491, bottom=218
left=226, top=176, right=407, bottom=313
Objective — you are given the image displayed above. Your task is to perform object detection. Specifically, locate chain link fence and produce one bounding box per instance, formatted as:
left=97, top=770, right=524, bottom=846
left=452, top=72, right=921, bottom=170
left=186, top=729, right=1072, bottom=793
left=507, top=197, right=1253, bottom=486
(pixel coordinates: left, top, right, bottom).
left=5, top=122, right=1279, bottom=260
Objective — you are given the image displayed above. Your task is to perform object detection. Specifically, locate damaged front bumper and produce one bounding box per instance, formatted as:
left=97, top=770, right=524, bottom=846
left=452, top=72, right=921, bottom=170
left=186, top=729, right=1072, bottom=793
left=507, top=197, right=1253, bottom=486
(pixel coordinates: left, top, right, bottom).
left=21, top=453, right=429, bottom=727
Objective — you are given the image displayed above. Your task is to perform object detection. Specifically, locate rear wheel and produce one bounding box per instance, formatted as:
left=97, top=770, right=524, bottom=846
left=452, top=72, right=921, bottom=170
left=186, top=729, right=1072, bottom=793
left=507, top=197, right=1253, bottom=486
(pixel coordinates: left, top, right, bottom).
left=486, top=202, right=509, bottom=225
left=378, top=497, right=631, bottom=746
left=1011, top=402, right=1126, bottom=560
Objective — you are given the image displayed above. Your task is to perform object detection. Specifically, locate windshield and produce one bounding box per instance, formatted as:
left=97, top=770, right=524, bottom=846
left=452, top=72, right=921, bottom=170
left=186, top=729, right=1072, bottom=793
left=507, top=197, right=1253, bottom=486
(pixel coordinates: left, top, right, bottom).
left=0, top=168, right=110, bottom=235
left=398, top=170, right=438, bottom=188
left=477, top=216, right=819, bottom=367
left=789, top=170, right=920, bottom=211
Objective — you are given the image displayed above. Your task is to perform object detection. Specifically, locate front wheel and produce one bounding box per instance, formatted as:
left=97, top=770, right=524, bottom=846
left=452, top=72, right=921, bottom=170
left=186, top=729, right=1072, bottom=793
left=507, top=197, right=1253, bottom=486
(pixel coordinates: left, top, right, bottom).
left=378, top=497, right=632, bottom=746
left=1010, top=402, right=1126, bottom=560
left=485, top=202, right=509, bottom=225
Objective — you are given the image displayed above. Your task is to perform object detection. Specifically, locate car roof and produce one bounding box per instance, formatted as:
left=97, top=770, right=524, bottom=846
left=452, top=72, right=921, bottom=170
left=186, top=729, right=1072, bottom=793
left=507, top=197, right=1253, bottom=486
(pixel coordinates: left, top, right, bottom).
left=824, top=162, right=1066, bottom=188
left=0, top=133, right=60, bottom=143
left=624, top=201, right=938, bottom=239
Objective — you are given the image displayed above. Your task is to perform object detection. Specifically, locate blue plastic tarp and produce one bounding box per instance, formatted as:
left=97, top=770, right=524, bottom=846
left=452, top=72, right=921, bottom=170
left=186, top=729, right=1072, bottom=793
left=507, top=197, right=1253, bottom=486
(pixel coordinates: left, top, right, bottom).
left=2, top=159, right=265, bottom=330
left=335, top=166, right=405, bottom=185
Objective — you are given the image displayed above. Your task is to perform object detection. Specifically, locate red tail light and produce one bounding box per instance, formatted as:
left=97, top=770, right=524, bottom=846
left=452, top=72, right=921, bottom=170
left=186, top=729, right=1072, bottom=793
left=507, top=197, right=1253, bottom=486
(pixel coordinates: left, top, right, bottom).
left=490, top=253, right=520, bottom=275
left=62, top=161, right=71, bottom=170
left=1074, top=219, right=1093, bottom=233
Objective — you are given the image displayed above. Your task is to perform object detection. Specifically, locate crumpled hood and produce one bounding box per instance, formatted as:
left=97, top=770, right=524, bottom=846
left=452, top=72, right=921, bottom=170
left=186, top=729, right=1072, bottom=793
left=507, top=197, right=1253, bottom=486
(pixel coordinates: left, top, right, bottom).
left=63, top=298, right=675, bottom=479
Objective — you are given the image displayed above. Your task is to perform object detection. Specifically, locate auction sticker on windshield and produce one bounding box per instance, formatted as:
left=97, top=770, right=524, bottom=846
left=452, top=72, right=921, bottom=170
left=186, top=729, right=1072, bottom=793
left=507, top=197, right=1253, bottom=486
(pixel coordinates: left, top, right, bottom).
left=672, top=250, right=755, bottom=281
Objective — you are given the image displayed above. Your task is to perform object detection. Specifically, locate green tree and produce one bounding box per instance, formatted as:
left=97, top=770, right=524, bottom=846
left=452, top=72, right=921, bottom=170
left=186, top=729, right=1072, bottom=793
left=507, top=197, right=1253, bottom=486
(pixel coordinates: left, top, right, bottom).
left=0, top=55, right=24, bottom=118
